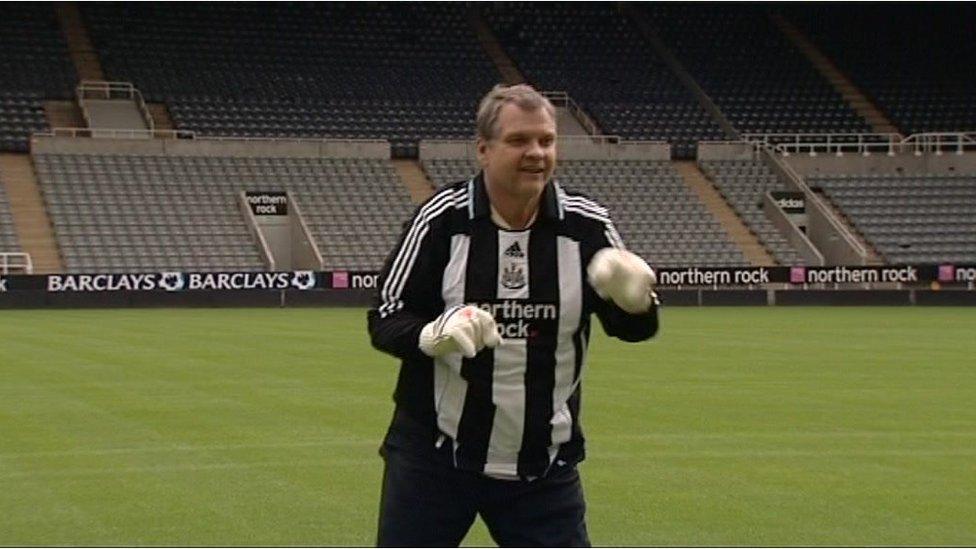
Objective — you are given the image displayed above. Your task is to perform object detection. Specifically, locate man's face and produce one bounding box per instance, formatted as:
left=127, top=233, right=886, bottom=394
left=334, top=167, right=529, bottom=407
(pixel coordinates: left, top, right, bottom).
left=477, top=103, right=557, bottom=200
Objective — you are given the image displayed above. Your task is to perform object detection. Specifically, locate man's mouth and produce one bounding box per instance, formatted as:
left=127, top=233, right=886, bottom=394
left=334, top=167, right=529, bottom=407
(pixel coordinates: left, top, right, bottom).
left=520, top=167, right=545, bottom=174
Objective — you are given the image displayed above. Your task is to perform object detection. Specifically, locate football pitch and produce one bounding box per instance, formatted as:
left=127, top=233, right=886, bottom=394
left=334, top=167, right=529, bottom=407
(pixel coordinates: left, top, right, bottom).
left=1, top=306, right=974, bottom=546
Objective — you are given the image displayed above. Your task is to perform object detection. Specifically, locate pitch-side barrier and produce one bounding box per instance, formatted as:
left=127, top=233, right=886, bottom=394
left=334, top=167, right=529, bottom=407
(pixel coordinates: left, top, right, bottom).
left=1, top=264, right=974, bottom=309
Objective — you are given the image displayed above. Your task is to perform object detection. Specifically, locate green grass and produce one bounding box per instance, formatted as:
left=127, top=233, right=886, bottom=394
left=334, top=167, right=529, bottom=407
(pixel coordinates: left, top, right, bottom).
left=1, top=307, right=974, bottom=546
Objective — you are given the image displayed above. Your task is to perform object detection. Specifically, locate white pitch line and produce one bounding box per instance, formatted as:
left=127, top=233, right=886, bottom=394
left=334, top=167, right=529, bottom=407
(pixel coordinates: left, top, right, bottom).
left=0, top=459, right=355, bottom=480
left=0, top=438, right=375, bottom=459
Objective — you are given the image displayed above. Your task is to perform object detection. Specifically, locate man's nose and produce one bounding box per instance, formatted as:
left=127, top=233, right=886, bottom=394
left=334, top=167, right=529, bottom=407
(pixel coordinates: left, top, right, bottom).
left=525, top=140, right=544, bottom=158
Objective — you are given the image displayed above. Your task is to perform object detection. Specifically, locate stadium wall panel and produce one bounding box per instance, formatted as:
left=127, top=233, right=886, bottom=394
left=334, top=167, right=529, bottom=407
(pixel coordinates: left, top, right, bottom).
left=774, top=290, right=909, bottom=306
left=914, top=290, right=976, bottom=306
left=700, top=290, right=768, bottom=306
left=284, top=289, right=373, bottom=307
left=45, top=291, right=134, bottom=308
left=656, top=290, right=700, bottom=306
left=31, top=136, right=390, bottom=159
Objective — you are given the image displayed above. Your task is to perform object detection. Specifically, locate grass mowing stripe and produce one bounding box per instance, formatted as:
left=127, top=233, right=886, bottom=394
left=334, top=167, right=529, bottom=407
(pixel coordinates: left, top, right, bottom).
left=1, top=307, right=974, bottom=545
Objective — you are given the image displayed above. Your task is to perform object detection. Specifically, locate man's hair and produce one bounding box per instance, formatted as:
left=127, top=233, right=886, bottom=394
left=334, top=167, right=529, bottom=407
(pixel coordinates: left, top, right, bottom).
left=476, top=84, right=556, bottom=141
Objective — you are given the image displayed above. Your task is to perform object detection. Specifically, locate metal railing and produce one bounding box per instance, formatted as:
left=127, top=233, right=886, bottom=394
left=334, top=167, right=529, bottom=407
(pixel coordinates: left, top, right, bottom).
left=76, top=80, right=155, bottom=131
left=543, top=91, right=602, bottom=136
left=744, top=132, right=976, bottom=156
left=77, top=80, right=140, bottom=100
left=0, top=252, right=33, bottom=274
left=903, top=132, right=976, bottom=155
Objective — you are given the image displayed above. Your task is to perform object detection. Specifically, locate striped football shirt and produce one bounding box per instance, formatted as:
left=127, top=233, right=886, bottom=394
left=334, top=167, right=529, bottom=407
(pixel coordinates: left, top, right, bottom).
left=368, top=172, right=658, bottom=480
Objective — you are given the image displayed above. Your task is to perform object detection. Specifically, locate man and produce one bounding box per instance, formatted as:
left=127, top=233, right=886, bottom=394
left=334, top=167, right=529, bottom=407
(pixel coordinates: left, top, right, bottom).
left=367, top=84, right=659, bottom=547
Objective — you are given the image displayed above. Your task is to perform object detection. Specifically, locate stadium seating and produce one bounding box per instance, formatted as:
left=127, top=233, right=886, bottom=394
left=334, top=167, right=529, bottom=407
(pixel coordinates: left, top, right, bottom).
left=809, top=173, right=976, bottom=264
left=482, top=3, right=724, bottom=159
left=284, top=158, right=414, bottom=271
left=0, top=4, right=75, bottom=152
left=0, top=183, right=22, bottom=253
left=789, top=5, right=976, bottom=136
left=423, top=158, right=748, bottom=267
left=33, top=153, right=412, bottom=272
left=643, top=5, right=872, bottom=137
left=698, top=159, right=804, bottom=265
left=82, top=3, right=498, bottom=157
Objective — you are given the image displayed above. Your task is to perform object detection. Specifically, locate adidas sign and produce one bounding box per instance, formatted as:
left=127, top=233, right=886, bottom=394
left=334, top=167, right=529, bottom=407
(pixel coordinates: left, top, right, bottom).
left=504, top=241, right=525, bottom=258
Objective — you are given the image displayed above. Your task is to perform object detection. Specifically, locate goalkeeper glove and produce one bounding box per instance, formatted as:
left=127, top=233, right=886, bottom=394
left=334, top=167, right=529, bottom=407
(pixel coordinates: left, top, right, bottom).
left=587, top=248, right=658, bottom=314
left=419, top=305, right=502, bottom=358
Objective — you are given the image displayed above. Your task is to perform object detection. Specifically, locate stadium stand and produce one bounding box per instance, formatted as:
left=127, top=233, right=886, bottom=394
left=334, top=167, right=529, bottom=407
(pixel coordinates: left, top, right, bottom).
left=0, top=183, right=22, bottom=253
left=1, top=2, right=972, bottom=274
left=34, top=153, right=266, bottom=273
left=482, top=3, right=724, bottom=159
left=423, top=158, right=748, bottom=267
left=81, top=3, right=498, bottom=157
left=699, top=159, right=804, bottom=265
left=789, top=5, right=976, bottom=136
left=33, top=153, right=412, bottom=272
left=643, top=5, right=872, bottom=136
left=286, top=157, right=414, bottom=271
left=0, top=5, right=76, bottom=152
left=809, top=173, right=976, bottom=264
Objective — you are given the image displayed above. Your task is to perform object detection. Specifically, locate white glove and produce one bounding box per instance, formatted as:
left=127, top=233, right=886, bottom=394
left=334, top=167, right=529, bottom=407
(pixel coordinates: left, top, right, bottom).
left=587, top=248, right=658, bottom=314
left=419, top=305, right=502, bottom=358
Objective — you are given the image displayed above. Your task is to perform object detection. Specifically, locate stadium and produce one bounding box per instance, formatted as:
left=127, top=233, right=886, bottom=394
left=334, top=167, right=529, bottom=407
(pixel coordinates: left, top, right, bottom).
left=0, top=2, right=974, bottom=546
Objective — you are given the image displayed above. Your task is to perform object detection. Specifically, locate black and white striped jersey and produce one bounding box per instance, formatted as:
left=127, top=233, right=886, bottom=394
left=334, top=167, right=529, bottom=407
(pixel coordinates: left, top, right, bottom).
left=368, top=173, right=658, bottom=480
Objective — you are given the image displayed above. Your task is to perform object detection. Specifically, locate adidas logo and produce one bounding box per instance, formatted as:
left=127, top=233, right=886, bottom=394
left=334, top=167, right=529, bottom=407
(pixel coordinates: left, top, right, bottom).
left=504, top=242, right=525, bottom=258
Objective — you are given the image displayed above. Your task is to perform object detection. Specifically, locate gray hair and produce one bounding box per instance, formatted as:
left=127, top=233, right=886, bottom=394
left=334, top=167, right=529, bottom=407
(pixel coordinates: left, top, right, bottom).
left=476, top=84, right=556, bottom=141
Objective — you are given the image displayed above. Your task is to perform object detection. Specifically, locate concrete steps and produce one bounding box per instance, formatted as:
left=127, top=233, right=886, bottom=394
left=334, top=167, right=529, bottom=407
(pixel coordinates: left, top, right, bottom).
left=84, top=99, right=150, bottom=131
left=555, top=106, right=588, bottom=136
left=43, top=100, right=85, bottom=129
left=147, top=103, right=175, bottom=131
left=392, top=160, right=435, bottom=205
left=673, top=160, right=776, bottom=266
left=0, top=154, right=63, bottom=273
left=770, top=13, right=901, bottom=135
left=467, top=7, right=525, bottom=85
left=813, top=189, right=885, bottom=264
left=56, top=1, right=104, bottom=81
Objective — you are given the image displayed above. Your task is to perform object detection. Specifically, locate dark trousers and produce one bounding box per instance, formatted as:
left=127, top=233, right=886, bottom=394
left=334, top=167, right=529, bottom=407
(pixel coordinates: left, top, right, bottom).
left=377, top=446, right=590, bottom=547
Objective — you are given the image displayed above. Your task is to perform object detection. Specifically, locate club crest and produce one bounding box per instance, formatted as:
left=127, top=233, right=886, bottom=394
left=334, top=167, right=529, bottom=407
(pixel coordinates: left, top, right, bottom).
left=501, top=263, right=527, bottom=290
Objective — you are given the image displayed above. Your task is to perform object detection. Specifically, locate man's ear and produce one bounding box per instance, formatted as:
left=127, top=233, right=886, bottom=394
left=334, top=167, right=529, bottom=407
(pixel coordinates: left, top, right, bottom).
left=476, top=138, right=488, bottom=168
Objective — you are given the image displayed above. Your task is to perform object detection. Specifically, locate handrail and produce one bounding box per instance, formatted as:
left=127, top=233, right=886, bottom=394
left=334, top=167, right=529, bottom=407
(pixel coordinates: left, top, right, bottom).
left=0, top=252, right=32, bottom=274
left=76, top=81, right=155, bottom=131
left=903, top=132, right=976, bottom=155
left=238, top=191, right=276, bottom=271
left=287, top=191, right=325, bottom=270
left=77, top=80, right=139, bottom=98
left=542, top=90, right=602, bottom=136
left=744, top=132, right=976, bottom=156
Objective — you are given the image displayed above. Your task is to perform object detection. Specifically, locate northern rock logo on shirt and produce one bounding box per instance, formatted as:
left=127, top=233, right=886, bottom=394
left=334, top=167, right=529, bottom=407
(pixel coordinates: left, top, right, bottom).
left=472, top=299, right=558, bottom=340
